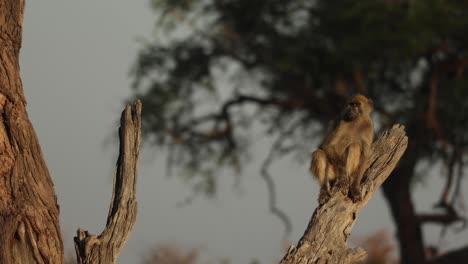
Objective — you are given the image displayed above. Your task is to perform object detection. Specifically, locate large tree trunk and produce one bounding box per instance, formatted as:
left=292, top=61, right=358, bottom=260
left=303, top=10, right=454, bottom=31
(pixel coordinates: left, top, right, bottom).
left=382, top=121, right=427, bottom=264
left=0, top=0, right=64, bottom=263
left=280, top=125, right=407, bottom=264
left=383, top=152, right=426, bottom=264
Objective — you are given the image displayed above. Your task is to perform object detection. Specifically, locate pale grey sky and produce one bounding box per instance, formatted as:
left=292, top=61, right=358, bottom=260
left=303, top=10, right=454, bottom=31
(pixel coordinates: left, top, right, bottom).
left=19, top=1, right=468, bottom=263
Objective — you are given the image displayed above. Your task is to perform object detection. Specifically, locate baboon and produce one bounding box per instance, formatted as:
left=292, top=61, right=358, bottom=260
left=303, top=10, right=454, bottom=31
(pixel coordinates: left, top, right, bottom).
left=310, top=94, right=374, bottom=203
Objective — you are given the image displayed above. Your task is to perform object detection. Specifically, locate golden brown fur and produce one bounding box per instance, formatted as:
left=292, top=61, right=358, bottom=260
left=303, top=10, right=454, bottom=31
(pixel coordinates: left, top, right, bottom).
left=310, top=94, right=374, bottom=203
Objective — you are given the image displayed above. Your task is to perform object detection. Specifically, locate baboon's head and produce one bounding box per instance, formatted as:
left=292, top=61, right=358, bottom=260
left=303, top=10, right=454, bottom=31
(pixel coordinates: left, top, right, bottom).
left=342, top=94, right=373, bottom=121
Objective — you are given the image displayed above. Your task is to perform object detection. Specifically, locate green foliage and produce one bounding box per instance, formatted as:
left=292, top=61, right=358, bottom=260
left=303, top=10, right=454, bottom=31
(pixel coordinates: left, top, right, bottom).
left=132, top=0, right=468, bottom=195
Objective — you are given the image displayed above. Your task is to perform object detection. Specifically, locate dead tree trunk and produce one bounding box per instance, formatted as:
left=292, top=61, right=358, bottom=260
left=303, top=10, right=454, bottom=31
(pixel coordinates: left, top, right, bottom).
left=280, top=125, right=408, bottom=264
left=0, top=1, right=65, bottom=263
left=74, top=100, right=142, bottom=264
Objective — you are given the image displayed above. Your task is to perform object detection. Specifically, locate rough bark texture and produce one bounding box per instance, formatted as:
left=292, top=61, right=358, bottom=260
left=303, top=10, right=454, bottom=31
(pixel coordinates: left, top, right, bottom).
left=280, top=125, right=408, bottom=264
left=74, top=100, right=142, bottom=264
left=0, top=0, right=64, bottom=263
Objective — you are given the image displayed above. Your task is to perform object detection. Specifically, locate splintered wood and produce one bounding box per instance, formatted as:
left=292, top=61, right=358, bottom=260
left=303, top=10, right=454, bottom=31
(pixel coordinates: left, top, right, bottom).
left=74, top=100, right=142, bottom=264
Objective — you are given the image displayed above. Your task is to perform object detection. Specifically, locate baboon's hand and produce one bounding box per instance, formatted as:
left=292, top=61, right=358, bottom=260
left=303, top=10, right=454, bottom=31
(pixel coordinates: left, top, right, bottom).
left=336, top=177, right=350, bottom=196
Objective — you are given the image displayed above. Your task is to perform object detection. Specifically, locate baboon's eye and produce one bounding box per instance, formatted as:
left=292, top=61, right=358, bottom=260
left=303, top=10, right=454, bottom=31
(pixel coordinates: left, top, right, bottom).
left=350, top=102, right=360, bottom=107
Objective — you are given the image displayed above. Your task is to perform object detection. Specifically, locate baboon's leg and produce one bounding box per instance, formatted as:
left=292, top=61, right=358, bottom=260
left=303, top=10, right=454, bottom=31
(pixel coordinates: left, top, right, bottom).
left=351, top=144, right=371, bottom=201
left=344, top=143, right=364, bottom=201
left=311, top=150, right=337, bottom=205
left=311, top=150, right=336, bottom=192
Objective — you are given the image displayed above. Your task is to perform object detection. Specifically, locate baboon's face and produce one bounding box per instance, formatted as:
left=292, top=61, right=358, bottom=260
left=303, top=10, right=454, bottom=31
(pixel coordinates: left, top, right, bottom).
left=342, top=95, right=372, bottom=121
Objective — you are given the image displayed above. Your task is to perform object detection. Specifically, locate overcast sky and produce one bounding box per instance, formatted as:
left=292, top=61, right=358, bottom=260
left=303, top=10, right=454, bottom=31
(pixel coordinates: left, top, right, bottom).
left=19, top=1, right=468, bottom=263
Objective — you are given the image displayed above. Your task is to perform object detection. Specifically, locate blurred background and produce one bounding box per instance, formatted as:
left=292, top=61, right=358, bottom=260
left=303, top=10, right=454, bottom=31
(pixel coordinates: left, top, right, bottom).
left=21, top=1, right=468, bottom=263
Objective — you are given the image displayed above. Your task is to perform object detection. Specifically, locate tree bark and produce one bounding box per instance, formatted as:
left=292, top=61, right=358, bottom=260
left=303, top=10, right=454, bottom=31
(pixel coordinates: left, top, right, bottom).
left=74, top=100, right=142, bottom=264
left=0, top=0, right=64, bottom=263
left=280, top=125, right=407, bottom=264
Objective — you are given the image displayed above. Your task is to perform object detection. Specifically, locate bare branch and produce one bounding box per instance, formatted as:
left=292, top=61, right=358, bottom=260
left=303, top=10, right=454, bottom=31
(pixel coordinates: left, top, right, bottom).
left=74, top=100, right=142, bottom=264
left=166, top=94, right=285, bottom=151
left=417, top=213, right=463, bottom=226
left=280, top=125, right=408, bottom=264
left=418, top=200, right=464, bottom=228
left=259, top=116, right=308, bottom=240
left=260, top=139, right=292, bottom=240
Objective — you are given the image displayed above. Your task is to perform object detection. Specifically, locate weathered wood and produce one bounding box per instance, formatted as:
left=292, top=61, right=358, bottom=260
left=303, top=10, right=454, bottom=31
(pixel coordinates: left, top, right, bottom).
left=280, top=125, right=408, bottom=264
left=0, top=0, right=65, bottom=263
left=74, top=100, right=142, bottom=264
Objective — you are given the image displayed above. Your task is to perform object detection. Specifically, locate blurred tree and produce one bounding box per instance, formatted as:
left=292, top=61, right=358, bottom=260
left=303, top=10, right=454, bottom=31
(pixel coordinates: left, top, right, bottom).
left=361, top=229, right=398, bottom=264
left=132, top=1, right=468, bottom=263
left=142, top=244, right=199, bottom=264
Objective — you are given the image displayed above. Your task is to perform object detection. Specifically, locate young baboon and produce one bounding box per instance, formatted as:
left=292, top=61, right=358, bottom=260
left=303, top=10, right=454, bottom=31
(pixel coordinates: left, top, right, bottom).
left=310, top=94, right=374, bottom=203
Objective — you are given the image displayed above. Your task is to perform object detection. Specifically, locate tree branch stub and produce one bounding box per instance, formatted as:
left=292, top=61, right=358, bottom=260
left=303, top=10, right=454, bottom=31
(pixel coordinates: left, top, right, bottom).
left=280, top=124, right=408, bottom=264
left=74, top=100, right=142, bottom=264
